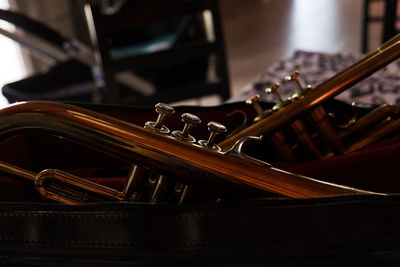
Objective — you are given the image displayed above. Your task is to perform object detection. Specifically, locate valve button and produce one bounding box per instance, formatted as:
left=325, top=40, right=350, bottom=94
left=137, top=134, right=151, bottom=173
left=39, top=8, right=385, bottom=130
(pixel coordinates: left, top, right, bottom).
left=144, top=102, right=175, bottom=134
left=172, top=113, right=201, bottom=143
left=246, top=94, right=264, bottom=116
left=198, top=121, right=227, bottom=151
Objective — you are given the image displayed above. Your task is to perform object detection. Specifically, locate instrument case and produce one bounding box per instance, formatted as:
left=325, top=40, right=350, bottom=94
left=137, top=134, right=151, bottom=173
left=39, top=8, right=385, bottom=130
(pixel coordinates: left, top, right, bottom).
left=0, top=101, right=400, bottom=265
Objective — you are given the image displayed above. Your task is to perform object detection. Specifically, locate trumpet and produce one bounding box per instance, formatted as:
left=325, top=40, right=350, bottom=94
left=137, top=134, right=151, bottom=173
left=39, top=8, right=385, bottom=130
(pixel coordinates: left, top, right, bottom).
left=219, top=34, right=400, bottom=161
left=0, top=101, right=381, bottom=204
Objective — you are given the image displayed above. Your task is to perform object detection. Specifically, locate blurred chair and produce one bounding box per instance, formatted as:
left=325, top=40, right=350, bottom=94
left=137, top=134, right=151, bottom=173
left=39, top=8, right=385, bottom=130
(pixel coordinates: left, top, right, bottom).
left=84, top=0, right=230, bottom=106
left=0, top=8, right=98, bottom=103
left=362, top=0, right=399, bottom=53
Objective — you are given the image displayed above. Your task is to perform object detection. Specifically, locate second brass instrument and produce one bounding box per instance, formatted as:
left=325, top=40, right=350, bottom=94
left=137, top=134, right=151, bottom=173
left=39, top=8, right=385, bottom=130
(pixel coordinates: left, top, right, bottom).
left=219, top=34, right=400, bottom=160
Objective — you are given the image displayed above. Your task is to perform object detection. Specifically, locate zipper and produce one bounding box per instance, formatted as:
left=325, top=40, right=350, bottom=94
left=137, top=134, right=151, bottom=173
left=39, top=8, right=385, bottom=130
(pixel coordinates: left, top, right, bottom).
left=0, top=193, right=398, bottom=212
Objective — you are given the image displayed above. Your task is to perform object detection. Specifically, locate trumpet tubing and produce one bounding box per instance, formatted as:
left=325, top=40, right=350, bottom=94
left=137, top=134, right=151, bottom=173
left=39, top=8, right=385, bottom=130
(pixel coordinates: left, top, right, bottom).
left=0, top=101, right=381, bottom=204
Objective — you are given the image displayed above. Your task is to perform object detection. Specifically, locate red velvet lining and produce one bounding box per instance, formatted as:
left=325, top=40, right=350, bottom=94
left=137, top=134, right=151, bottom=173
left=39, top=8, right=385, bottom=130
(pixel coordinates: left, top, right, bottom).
left=273, top=134, right=400, bottom=193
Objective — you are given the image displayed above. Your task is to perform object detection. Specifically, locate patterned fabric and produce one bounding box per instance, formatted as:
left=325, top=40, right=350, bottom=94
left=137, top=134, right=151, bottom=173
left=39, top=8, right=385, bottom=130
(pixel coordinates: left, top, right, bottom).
left=228, top=50, right=400, bottom=106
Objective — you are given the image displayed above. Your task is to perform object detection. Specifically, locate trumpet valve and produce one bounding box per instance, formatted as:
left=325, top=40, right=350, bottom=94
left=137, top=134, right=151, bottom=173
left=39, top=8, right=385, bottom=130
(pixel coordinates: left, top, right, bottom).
left=285, top=71, right=312, bottom=100
left=246, top=95, right=264, bottom=116
left=246, top=95, right=272, bottom=122
left=265, top=83, right=291, bottom=111
left=198, top=121, right=227, bottom=151
left=172, top=113, right=201, bottom=142
left=144, top=103, right=175, bottom=134
left=265, top=83, right=283, bottom=103
left=285, top=70, right=304, bottom=89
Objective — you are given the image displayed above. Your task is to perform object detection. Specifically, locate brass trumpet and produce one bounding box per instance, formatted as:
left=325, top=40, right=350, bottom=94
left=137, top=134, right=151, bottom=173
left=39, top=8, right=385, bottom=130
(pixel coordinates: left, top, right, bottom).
left=0, top=101, right=381, bottom=204
left=219, top=34, right=400, bottom=161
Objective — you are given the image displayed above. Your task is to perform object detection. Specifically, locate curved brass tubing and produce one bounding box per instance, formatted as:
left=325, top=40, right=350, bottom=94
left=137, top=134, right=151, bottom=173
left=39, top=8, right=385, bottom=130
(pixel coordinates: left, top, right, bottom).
left=339, top=104, right=399, bottom=140
left=0, top=102, right=383, bottom=202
